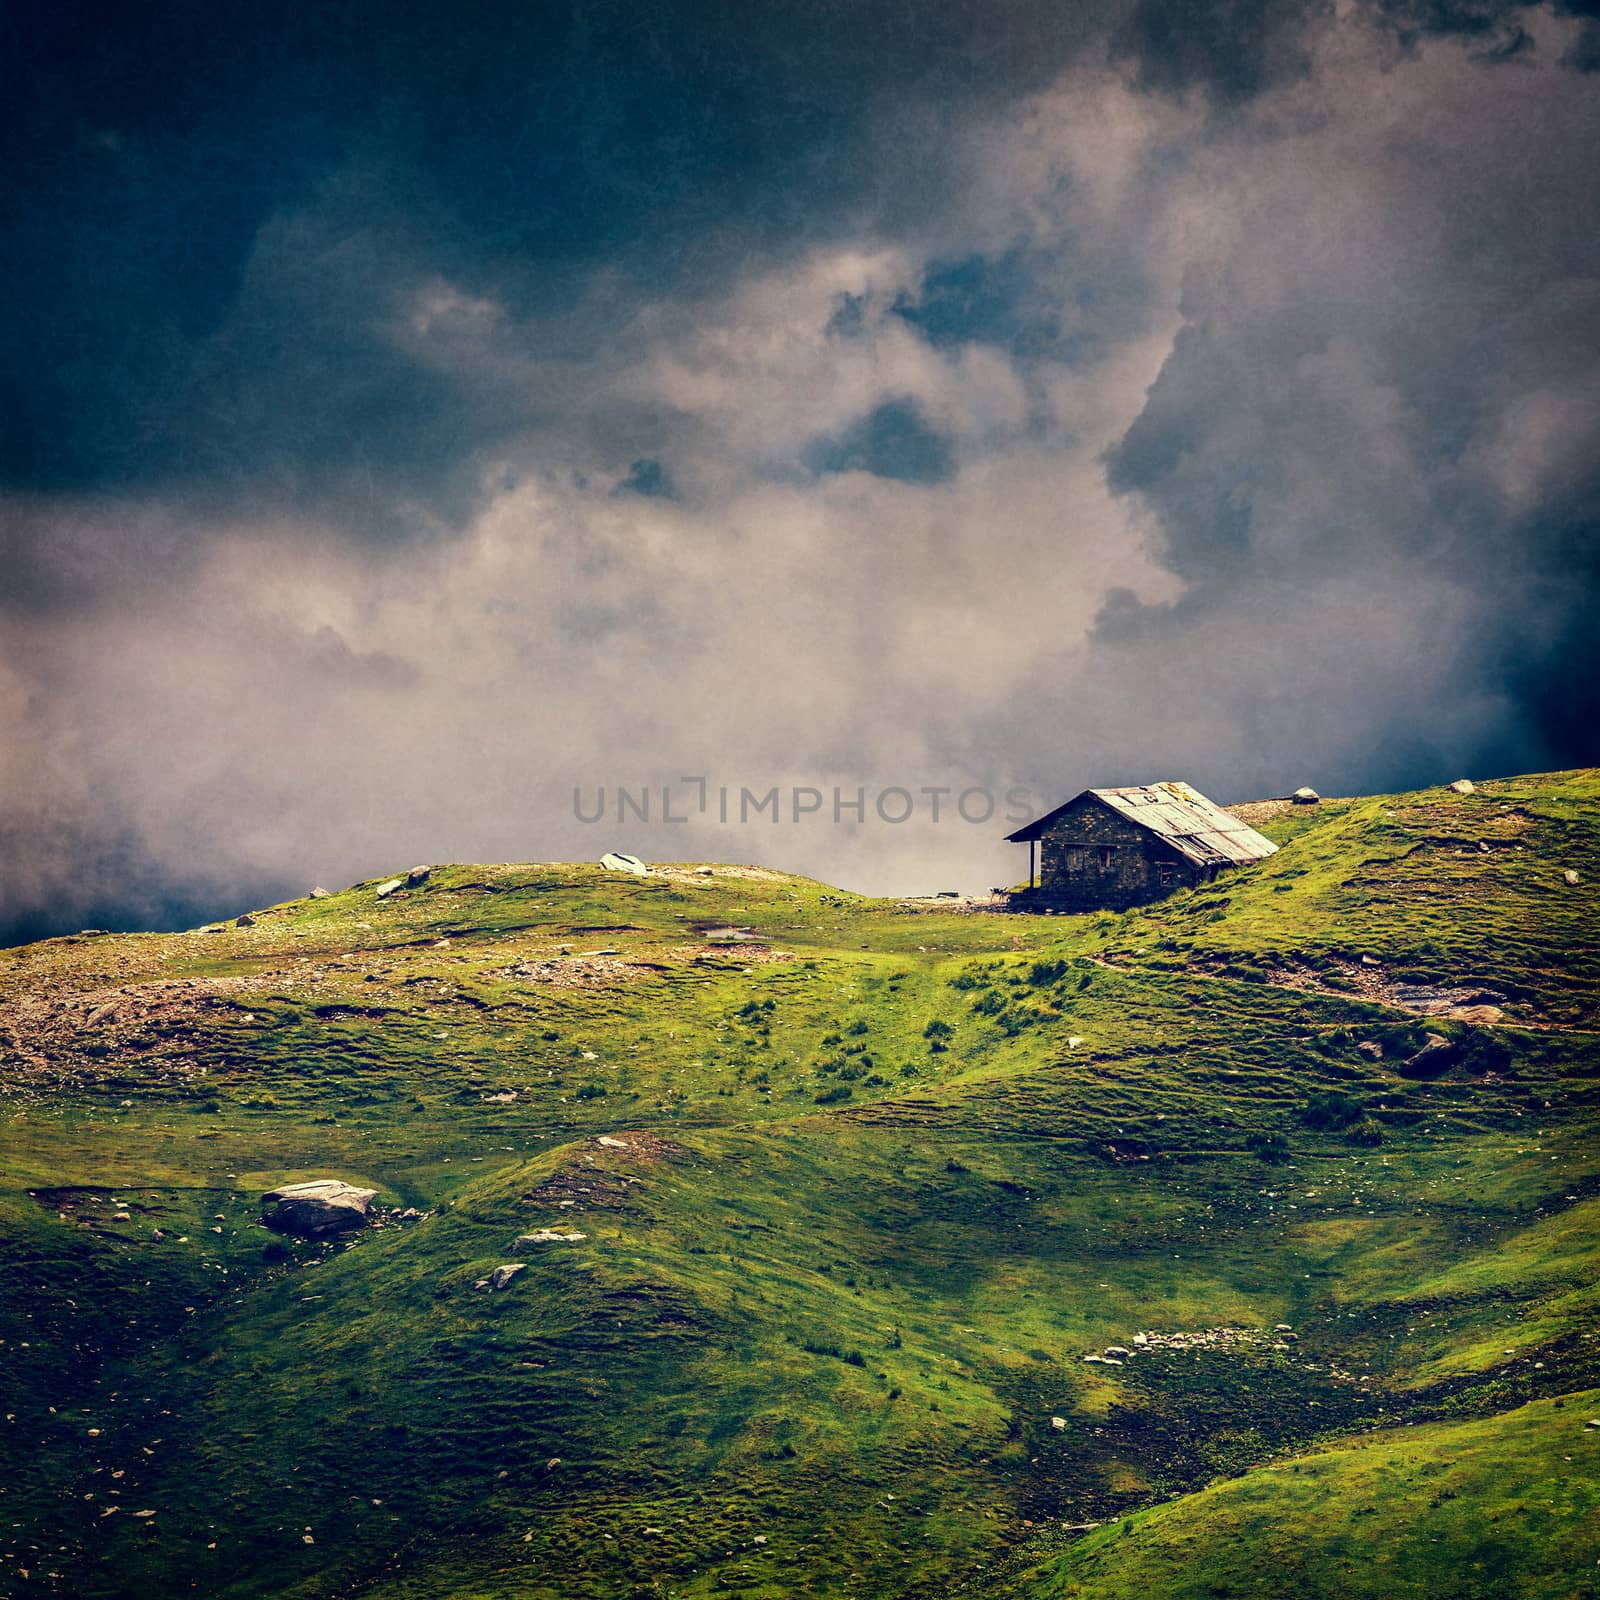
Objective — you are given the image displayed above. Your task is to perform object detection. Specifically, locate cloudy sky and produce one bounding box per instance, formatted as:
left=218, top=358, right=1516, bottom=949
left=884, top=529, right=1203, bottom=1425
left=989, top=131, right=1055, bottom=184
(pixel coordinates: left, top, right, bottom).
left=3, top=0, right=1598, bottom=939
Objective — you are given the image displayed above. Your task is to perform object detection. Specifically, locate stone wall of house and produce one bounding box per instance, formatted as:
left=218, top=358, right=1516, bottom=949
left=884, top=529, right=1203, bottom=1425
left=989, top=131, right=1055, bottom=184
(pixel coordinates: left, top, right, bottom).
left=1029, top=798, right=1209, bottom=910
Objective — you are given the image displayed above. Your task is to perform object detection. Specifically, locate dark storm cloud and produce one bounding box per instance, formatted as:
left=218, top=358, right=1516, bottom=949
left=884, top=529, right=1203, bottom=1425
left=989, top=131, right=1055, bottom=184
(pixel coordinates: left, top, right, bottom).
left=2, top=0, right=1125, bottom=509
left=3, top=1, right=1600, bottom=944
left=1112, top=0, right=1329, bottom=97
left=1096, top=13, right=1600, bottom=779
left=1, top=0, right=1375, bottom=526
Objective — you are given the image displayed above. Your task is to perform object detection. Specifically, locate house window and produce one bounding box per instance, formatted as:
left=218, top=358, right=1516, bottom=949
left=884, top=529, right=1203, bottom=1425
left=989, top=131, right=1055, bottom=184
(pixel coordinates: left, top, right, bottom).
left=1157, top=862, right=1175, bottom=887
left=1065, top=846, right=1086, bottom=870
left=1097, top=846, right=1116, bottom=870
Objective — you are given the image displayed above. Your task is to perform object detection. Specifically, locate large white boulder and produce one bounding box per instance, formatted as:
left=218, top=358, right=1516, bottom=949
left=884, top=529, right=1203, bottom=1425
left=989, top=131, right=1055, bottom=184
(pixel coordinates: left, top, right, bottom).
left=261, top=1180, right=376, bottom=1237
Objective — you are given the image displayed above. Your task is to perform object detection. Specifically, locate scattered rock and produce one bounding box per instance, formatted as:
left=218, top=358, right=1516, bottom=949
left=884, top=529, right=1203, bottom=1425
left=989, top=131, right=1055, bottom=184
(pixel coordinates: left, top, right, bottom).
left=595, top=1135, right=630, bottom=1149
left=1565, top=870, right=1581, bottom=886
left=1360, top=954, right=1380, bottom=967
left=1450, top=1004, right=1504, bottom=1025
left=1050, top=1416, right=1068, bottom=1430
left=1356, top=1040, right=1384, bottom=1059
left=1401, top=1034, right=1458, bottom=1075
left=1104, top=1345, right=1131, bottom=1358
left=309, top=887, right=331, bottom=899
left=1390, top=981, right=1506, bottom=1016
left=261, top=1180, right=376, bottom=1237
left=936, top=890, right=961, bottom=898
left=1448, top=778, right=1475, bottom=795
left=512, top=1230, right=586, bottom=1251
left=375, top=879, right=404, bottom=898
left=1275, top=1323, right=1293, bottom=1332
left=112, top=1211, right=131, bottom=1221
left=1132, top=1331, right=1149, bottom=1347
left=1291, top=787, right=1320, bottom=804
left=235, top=914, right=255, bottom=928
left=600, top=852, right=649, bottom=876
left=489, top=1263, right=527, bottom=1290
left=406, top=865, right=431, bottom=888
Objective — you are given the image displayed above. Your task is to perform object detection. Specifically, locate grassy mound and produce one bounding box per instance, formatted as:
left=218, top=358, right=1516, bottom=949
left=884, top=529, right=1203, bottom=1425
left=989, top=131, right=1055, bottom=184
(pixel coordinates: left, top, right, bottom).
left=1008, top=1394, right=1600, bottom=1600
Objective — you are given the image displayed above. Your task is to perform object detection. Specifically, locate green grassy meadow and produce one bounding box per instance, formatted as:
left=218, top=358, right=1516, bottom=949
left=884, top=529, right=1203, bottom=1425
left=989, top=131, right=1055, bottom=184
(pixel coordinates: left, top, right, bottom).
left=1, top=770, right=1597, bottom=1598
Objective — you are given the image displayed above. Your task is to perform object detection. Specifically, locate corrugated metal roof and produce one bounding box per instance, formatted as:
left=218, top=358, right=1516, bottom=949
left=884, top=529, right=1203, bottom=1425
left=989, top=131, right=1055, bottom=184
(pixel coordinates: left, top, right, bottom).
left=1005, top=780, right=1279, bottom=867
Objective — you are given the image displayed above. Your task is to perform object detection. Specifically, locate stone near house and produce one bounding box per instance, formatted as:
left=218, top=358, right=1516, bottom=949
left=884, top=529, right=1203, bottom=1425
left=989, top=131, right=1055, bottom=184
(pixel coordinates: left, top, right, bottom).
left=489, top=1263, right=526, bottom=1290
left=1292, top=787, right=1320, bottom=804
left=261, top=1180, right=376, bottom=1237
left=512, top=1230, right=586, bottom=1251
left=1448, top=778, right=1475, bottom=795
left=406, top=864, right=431, bottom=888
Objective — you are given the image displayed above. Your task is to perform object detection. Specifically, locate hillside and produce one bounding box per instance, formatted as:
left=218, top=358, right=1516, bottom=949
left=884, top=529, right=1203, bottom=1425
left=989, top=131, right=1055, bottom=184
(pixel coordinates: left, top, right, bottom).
left=1, top=769, right=1597, bottom=1600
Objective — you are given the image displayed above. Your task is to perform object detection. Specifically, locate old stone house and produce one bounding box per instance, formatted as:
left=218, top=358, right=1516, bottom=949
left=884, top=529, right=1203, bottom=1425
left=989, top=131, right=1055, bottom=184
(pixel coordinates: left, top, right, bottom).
left=1004, top=781, right=1278, bottom=911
